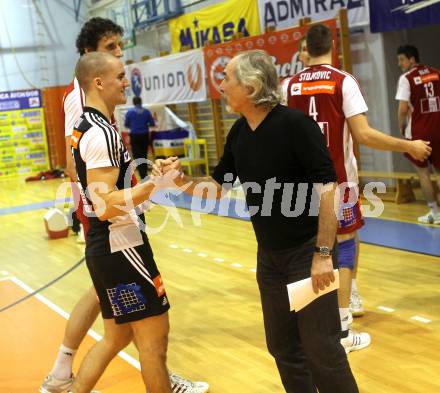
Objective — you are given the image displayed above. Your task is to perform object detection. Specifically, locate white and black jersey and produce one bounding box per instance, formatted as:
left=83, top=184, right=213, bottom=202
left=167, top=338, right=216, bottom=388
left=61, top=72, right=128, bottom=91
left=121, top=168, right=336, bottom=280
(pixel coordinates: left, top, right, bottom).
left=71, top=107, right=146, bottom=256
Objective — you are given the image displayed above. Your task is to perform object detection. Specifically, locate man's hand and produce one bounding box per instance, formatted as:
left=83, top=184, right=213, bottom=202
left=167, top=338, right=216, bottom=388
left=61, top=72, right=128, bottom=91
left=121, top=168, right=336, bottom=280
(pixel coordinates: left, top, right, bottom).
left=162, top=156, right=181, bottom=174
left=152, top=156, right=180, bottom=176
left=407, top=140, right=431, bottom=161
left=311, top=254, right=335, bottom=294
left=151, top=156, right=184, bottom=189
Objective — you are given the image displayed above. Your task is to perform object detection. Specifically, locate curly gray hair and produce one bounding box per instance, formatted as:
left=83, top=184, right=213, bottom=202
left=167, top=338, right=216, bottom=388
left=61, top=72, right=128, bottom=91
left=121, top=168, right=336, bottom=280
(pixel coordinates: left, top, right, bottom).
left=232, top=50, right=281, bottom=108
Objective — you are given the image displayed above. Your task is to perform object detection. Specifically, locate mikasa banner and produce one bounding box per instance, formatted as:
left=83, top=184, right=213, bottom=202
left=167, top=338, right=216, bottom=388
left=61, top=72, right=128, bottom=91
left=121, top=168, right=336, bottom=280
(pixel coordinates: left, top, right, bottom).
left=258, top=0, right=370, bottom=30
left=169, top=0, right=260, bottom=53
left=125, top=49, right=207, bottom=105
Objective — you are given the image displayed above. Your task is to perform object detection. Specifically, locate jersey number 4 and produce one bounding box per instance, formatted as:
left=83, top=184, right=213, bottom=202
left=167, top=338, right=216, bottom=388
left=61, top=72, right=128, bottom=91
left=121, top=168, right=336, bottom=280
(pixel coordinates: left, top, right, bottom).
left=309, top=96, right=330, bottom=147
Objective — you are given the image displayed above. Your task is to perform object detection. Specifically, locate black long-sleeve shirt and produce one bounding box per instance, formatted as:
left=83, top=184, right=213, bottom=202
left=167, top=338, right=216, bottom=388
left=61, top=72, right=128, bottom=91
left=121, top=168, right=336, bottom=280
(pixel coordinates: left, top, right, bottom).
left=212, top=104, right=337, bottom=251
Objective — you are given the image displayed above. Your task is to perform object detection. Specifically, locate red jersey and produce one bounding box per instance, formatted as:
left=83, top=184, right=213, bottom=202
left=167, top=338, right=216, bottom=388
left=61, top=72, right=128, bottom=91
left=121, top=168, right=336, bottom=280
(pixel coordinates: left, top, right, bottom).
left=395, top=64, right=440, bottom=140
left=286, top=64, right=368, bottom=185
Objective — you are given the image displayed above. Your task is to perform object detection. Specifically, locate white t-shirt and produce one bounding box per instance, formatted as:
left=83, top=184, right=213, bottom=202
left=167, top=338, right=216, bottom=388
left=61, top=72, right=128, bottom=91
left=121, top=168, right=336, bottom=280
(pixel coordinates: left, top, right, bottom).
left=395, top=72, right=413, bottom=138
left=395, top=73, right=411, bottom=102
left=63, top=78, right=85, bottom=138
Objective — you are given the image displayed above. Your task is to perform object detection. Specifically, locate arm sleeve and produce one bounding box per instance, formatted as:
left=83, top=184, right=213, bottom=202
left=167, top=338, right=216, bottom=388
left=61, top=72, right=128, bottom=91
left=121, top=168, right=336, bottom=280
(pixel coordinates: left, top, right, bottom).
left=80, top=128, right=119, bottom=170
left=124, top=111, right=131, bottom=129
left=146, top=110, right=155, bottom=127
left=342, top=75, right=368, bottom=118
left=212, top=123, right=238, bottom=186
left=290, top=113, right=337, bottom=184
left=64, top=90, right=84, bottom=137
left=395, top=75, right=410, bottom=102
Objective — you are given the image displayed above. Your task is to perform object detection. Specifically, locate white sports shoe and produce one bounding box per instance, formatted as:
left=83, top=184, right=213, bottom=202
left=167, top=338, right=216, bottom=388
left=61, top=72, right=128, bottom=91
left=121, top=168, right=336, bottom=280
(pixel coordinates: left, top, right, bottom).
left=350, top=291, right=365, bottom=317
left=40, top=374, right=74, bottom=393
left=341, top=330, right=371, bottom=354
left=169, top=372, right=209, bottom=393
left=40, top=374, right=100, bottom=393
left=417, top=211, right=440, bottom=224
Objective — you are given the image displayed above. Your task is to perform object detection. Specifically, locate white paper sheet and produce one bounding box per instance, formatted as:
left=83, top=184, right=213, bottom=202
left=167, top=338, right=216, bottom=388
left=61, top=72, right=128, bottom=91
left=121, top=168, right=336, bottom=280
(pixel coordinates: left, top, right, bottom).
left=287, top=269, right=339, bottom=312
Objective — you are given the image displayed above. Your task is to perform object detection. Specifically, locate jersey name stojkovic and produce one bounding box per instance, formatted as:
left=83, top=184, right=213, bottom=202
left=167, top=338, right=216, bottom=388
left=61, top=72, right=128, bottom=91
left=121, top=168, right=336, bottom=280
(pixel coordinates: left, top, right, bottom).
left=71, top=107, right=144, bottom=256
left=395, top=64, right=440, bottom=139
left=287, top=64, right=368, bottom=185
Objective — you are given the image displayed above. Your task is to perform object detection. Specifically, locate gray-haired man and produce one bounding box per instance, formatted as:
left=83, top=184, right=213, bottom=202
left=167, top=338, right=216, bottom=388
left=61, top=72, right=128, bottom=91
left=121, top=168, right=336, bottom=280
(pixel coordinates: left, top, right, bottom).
left=158, top=50, right=359, bottom=393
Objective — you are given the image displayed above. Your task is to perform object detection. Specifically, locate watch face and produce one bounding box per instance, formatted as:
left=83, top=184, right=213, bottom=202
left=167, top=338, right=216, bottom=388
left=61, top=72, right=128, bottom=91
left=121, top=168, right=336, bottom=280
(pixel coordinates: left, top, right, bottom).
left=316, top=246, right=331, bottom=256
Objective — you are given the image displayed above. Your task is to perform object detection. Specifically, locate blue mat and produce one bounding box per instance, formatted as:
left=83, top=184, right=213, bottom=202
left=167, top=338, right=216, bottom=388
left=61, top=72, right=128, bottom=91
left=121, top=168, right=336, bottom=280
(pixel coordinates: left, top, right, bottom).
left=3, top=191, right=439, bottom=257
left=151, top=190, right=440, bottom=257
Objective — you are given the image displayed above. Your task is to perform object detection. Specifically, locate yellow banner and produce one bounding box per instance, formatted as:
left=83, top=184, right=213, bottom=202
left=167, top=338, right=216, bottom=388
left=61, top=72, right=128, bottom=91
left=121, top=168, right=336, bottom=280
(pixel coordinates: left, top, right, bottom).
left=0, top=108, right=49, bottom=178
left=169, top=0, right=260, bottom=53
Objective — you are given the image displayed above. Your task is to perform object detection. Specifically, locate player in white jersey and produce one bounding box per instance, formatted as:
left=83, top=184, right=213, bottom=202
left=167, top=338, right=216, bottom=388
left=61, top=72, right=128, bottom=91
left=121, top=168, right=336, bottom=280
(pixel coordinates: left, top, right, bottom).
left=40, top=17, right=209, bottom=393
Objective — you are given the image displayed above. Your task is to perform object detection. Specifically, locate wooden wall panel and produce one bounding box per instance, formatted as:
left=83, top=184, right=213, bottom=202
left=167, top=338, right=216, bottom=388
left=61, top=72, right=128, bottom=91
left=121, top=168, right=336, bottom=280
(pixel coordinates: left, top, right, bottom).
left=171, top=100, right=239, bottom=171
left=42, top=86, right=67, bottom=170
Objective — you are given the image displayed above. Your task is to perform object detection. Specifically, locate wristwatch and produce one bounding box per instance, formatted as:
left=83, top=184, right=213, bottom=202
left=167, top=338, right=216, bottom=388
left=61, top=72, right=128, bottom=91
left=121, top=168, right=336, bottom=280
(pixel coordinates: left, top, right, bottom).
left=314, top=246, right=333, bottom=257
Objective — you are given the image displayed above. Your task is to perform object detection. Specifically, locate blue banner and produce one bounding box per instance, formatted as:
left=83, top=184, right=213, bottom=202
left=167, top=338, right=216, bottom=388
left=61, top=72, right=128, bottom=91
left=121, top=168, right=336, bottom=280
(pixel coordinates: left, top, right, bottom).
left=0, top=89, right=42, bottom=112
left=369, top=0, right=440, bottom=33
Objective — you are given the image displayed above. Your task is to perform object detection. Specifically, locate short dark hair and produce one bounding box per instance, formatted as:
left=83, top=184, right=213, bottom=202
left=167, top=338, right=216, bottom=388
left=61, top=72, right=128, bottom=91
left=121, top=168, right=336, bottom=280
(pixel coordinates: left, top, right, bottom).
left=397, top=45, right=420, bottom=63
left=76, top=17, right=124, bottom=55
left=133, top=96, right=142, bottom=106
left=306, top=24, right=332, bottom=57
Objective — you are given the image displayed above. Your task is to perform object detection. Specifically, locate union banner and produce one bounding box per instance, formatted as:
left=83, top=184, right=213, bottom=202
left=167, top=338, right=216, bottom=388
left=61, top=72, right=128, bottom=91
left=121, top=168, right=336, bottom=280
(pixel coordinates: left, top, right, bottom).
left=125, top=49, right=207, bottom=105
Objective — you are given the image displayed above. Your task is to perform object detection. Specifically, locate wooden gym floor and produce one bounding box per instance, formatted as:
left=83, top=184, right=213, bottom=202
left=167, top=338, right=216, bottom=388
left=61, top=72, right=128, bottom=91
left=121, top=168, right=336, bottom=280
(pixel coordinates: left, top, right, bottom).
left=0, top=177, right=439, bottom=393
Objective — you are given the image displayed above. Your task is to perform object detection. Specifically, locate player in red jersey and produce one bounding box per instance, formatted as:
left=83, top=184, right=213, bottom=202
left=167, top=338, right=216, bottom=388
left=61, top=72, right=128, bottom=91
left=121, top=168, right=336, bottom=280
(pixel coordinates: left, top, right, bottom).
left=286, top=24, right=431, bottom=354
left=396, top=44, right=440, bottom=224
left=40, top=17, right=209, bottom=393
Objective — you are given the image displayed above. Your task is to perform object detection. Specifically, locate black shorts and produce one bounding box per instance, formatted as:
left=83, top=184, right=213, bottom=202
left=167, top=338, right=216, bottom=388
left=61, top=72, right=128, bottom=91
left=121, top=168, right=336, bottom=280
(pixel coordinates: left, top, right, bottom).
left=86, top=241, right=170, bottom=324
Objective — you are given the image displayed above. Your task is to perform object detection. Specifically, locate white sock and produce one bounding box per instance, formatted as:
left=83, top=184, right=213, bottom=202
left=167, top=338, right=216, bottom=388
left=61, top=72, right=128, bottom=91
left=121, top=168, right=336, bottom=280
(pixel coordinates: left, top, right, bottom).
left=50, top=345, right=76, bottom=380
left=339, top=308, right=350, bottom=332
left=428, top=202, right=439, bottom=215
left=351, top=279, right=358, bottom=294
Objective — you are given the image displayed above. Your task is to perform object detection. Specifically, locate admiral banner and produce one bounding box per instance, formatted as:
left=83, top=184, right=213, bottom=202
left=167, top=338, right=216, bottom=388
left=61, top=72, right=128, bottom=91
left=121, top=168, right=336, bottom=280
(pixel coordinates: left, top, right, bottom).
left=258, top=0, right=369, bottom=31
left=126, top=49, right=207, bottom=105
left=0, top=89, right=49, bottom=178
left=169, top=0, right=260, bottom=53
left=204, top=19, right=339, bottom=99
left=369, top=0, right=440, bottom=33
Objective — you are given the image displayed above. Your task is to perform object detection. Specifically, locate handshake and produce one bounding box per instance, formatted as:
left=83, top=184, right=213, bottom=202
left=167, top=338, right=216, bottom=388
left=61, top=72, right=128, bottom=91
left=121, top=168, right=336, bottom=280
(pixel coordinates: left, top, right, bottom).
left=150, top=156, right=185, bottom=188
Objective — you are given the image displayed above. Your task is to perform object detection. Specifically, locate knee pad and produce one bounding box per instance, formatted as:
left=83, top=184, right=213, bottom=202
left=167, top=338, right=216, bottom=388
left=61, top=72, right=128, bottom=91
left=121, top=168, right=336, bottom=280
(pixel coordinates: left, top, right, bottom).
left=338, top=238, right=356, bottom=270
